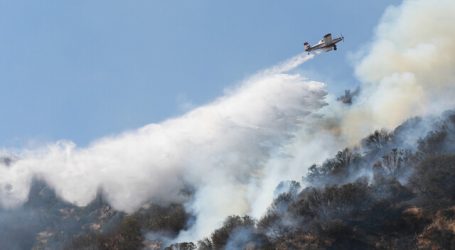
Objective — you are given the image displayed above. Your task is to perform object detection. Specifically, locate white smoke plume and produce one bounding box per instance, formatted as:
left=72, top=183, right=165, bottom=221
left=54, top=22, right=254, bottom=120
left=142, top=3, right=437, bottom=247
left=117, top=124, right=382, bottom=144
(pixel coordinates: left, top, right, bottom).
left=0, top=53, right=327, bottom=240
left=343, top=0, right=455, bottom=142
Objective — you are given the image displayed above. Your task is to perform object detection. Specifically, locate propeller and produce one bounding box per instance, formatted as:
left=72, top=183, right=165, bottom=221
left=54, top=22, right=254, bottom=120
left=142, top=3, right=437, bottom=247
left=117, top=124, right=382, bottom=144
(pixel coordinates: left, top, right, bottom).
left=341, top=34, right=344, bottom=42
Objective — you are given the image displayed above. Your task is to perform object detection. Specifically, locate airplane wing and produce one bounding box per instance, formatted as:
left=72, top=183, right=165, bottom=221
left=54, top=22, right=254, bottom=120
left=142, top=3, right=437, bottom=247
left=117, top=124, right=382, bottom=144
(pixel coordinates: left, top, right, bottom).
left=323, top=33, right=333, bottom=45
left=310, top=43, right=325, bottom=50
left=332, top=37, right=343, bottom=44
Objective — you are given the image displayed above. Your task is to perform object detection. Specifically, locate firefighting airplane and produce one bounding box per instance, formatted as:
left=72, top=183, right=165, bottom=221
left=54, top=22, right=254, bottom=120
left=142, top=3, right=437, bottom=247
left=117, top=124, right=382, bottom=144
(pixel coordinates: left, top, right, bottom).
left=304, top=33, right=344, bottom=54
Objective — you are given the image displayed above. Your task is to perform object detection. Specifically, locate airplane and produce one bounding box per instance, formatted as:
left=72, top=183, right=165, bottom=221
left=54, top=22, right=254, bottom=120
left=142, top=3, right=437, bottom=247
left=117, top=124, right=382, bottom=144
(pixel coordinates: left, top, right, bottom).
left=304, top=33, right=344, bottom=54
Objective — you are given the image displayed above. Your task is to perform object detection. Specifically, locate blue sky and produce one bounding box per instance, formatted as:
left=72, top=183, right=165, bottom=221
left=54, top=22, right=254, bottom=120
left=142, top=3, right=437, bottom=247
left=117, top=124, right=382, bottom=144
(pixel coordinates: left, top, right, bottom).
left=0, top=0, right=397, bottom=146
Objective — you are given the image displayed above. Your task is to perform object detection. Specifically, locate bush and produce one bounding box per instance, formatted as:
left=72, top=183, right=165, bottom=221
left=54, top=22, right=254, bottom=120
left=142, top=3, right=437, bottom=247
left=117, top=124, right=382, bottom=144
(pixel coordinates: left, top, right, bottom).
left=134, top=203, right=189, bottom=235
left=306, top=148, right=362, bottom=185
left=410, top=154, right=455, bottom=202
left=98, top=216, right=143, bottom=250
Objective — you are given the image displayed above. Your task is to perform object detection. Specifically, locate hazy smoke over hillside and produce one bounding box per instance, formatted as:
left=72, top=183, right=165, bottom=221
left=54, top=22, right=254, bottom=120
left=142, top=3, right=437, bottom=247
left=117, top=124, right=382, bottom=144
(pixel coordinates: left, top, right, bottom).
left=1, top=0, right=455, bottom=245
left=234, top=0, right=455, bottom=236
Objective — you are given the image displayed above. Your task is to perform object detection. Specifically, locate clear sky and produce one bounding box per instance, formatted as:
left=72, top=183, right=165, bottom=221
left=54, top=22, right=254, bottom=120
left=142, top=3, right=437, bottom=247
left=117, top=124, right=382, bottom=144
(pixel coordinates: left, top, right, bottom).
left=0, top=0, right=397, bottom=146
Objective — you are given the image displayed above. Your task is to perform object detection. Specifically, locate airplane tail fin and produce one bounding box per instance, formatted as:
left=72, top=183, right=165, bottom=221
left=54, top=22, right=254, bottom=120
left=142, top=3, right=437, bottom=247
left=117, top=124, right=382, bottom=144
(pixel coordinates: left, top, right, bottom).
left=304, top=42, right=310, bottom=51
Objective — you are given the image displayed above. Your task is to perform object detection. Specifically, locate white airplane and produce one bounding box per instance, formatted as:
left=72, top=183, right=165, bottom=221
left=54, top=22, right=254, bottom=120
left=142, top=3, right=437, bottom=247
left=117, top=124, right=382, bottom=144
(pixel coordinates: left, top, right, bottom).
left=304, top=33, right=344, bottom=54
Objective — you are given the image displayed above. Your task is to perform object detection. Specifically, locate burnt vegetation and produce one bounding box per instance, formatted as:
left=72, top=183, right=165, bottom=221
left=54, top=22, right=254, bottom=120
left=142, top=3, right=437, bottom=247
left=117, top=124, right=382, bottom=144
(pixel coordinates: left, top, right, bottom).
left=65, top=203, right=191, bottom=250
left=189, top=111, right=455, bottom=250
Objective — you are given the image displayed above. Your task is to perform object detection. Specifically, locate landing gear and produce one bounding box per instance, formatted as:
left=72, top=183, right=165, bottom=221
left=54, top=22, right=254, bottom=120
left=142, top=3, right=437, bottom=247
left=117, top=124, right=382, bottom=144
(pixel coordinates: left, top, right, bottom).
left=334, top=45, right=337, bottom=51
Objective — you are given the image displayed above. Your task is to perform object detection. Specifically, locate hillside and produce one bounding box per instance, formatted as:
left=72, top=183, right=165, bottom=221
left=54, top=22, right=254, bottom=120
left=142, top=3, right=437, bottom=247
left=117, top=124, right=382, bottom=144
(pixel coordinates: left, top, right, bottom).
left=189, top=111, right=455, bottom=250
left=2, top=110, right=452, bottom=249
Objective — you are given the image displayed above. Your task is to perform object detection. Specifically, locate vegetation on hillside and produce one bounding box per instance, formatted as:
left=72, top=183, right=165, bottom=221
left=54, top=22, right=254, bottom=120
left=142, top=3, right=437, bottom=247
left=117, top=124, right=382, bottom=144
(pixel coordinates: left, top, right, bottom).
left=11, top=111, right=455, bottom=249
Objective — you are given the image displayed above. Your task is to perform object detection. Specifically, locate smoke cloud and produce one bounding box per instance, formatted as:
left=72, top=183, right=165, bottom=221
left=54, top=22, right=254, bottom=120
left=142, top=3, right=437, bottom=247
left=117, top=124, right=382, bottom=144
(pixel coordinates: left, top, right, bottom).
left=343, top=0, right=455, bottom=142
left=0, top=53, right=328, bottom=240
